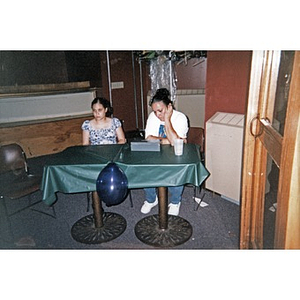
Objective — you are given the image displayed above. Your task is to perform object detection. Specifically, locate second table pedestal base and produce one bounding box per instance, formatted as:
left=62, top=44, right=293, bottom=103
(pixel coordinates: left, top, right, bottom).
left=134, top=214, right=192, bottom=247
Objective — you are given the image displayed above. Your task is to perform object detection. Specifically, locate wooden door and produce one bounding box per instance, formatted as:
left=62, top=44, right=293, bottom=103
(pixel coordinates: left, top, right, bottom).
left=240, top=50, right=300, bottom=249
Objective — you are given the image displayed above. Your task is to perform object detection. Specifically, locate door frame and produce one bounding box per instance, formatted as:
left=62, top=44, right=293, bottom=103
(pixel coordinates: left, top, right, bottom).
left=240, top=50, right=300, bottom=249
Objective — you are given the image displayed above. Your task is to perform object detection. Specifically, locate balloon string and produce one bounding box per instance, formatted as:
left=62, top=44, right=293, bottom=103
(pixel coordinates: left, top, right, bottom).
left=112, top=145, right=125, bottom=163
left=84, top=145, right=125, bottom=164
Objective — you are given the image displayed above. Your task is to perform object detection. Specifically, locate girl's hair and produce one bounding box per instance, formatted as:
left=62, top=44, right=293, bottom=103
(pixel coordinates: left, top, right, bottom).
left=149, top=88, right=173, bottom=107
left=91, top=97, right=113, bottom=117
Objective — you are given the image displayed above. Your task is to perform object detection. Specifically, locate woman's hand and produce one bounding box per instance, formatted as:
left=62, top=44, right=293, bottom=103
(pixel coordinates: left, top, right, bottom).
left=164, top=104, right=178, bottom=145
left=160, top=138, right=170, bottom=145
left=165, top=103, right=173, bottom=121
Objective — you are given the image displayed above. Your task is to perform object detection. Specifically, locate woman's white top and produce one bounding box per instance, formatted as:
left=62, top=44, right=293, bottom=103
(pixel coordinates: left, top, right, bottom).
left=145, top=110, right=189, bottom=139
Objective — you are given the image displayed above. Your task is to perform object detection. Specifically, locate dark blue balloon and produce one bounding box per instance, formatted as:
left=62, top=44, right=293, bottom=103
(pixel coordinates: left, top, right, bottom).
left=96, top=162, right=128, bottom=206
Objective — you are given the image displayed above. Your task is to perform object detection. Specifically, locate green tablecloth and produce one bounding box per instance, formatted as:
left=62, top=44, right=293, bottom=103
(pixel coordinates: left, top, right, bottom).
left=41, top=143, right=210, bottom=205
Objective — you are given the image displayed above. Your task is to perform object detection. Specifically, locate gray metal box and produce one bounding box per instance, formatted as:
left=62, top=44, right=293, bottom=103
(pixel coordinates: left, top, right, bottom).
left=130, top=141, right=160, bottom=152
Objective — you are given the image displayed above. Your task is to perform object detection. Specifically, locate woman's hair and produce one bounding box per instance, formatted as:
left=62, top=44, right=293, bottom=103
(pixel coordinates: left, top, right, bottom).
left=149, top=88, right=173, bottom=107
left=91, top=97, right=113, bottom=117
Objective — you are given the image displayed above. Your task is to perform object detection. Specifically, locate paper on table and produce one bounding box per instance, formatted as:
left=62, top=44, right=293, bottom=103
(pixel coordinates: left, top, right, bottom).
left=193, top=196, right=209, bottom=207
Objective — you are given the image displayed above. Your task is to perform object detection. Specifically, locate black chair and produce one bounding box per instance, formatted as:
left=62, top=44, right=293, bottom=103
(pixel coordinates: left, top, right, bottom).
left=125, top=129, right=145, bottom=143
left=186, top=127, right=206, bottom=210
left=0, top=143, right=56, bottom=240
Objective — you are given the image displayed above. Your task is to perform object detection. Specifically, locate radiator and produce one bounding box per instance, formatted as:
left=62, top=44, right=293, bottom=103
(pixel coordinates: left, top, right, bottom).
left=205, top=112, right=244, bottom=204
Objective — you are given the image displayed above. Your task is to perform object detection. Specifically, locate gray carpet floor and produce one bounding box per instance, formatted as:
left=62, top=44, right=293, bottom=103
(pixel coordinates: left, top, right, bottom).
left=0, top=186, right=240, bottom=249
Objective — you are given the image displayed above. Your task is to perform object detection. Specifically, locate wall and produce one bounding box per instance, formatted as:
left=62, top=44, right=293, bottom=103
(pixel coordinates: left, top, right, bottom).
left=100, top=51, right=148, bottom=132
left=175, top=58, right=207, bottom=130
left=0, top=51, right=101, bottom=87
left=0, top=90, right=95, bottom=124
left=0, top=51, right=252, bottom=158
left=144, top=57, right=207, bottom=127
left=0, top=51, right=104, bottom=157
left=0, top=51, right=149, bottom=157
left=205, top=51, right=252, bottom=123
left=0, top=116, right=87, bottom=157
left=175, top=58, right=207, bottom=89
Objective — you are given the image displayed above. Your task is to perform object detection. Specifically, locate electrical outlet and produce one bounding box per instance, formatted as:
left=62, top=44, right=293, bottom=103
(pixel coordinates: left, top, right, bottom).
left=111, top=81, right=124, bottom=89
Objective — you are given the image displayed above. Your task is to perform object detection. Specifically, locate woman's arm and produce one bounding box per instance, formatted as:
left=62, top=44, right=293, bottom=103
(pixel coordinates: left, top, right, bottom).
left=82, top=130, right=90, bottom=145
left=146, top=135, right=163, bottom=142
left=116, top=126, right=126, bottom=144
left=164, top=104, right=181, bottom=145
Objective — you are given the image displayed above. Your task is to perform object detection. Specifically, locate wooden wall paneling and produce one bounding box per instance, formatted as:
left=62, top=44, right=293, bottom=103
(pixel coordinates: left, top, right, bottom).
left=0, top=116, right=89, bottom=157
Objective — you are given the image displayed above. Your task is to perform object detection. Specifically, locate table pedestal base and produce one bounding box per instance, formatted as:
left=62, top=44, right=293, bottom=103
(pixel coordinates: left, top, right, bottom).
left=134, top=214, right=192, bottom=248
left=71, top=212, right=126, bottom=244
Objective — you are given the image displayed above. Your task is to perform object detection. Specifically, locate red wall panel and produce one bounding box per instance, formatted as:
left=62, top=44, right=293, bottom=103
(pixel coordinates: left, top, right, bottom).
left=175, top=58, right=207, bottom=89
left=205, top=51, right=252, bottom=123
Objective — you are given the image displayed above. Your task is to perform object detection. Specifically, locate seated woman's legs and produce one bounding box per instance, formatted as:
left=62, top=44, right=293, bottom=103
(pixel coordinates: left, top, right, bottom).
left=141, top=188, right=158, bottom=214
left=141, top=186, right=184, bottom=216
left=168, top=186, right=184, bottom=216
left=168, top=186, right=184, bottom=204
left=144, top=187, right=157, bottom=203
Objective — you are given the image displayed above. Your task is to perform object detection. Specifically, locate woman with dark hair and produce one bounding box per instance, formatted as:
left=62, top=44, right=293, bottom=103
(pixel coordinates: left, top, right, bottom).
left=82, top=97, right=126, bottom=145
left=141, top=88, right=189, bottom=216
left=145, top=88, right=188, bottom=145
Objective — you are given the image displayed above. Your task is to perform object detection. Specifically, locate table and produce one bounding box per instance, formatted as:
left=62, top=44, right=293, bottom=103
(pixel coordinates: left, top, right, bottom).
left=41, top=143, right=209, bottom=246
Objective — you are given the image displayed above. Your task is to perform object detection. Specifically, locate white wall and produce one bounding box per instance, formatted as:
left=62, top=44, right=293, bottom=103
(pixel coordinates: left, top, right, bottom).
left=0, top=91, right=96, bottom=124
left=147, top=89, right=205, bottom=128
left=175, top=89, right=205, bottom=128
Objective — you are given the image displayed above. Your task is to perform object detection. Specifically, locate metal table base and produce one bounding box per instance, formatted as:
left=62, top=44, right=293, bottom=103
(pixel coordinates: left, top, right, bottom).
left=134, top=187, right=192, bottom=247
left=71, top=192, right=126, bottom=244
